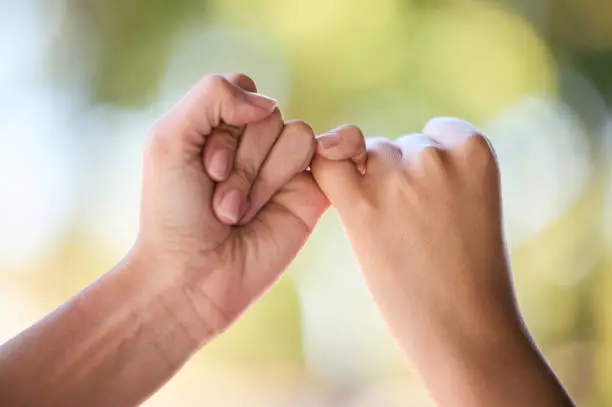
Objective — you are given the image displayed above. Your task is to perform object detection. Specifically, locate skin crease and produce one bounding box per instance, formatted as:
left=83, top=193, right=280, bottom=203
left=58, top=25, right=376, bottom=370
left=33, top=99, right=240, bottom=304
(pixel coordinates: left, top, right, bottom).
left=0, top=71, right=574, bottom=406
left=311, top=120, right=576, bottom=407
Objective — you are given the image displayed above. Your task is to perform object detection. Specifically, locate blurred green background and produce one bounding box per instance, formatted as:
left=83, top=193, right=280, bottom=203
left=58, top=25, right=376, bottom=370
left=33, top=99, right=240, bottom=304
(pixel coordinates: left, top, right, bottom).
left=1, top=0, right=612, bottom=405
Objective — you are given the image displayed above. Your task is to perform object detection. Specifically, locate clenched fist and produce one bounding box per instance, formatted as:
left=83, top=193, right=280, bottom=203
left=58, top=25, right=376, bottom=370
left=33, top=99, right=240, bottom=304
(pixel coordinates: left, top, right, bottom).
left=0, top=73, right=367, bottom=407
left=312, top=118, right=574, bottom=407
left=137, top=73, right=330, bottom=335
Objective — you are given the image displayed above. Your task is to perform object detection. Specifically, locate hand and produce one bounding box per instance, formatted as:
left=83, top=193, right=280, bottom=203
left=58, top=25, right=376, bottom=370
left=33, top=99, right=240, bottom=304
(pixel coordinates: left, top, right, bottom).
left=314, top=118, right=514, bottom=356
left=311, top=118, right=573, bottom=407
left=0, top=73, right=370, bottom=407
left=136, top=73, right=366, bottom=339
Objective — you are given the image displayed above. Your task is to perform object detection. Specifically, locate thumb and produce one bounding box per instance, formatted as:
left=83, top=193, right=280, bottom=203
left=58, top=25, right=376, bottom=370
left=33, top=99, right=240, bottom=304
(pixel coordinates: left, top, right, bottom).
left=310, top=124, right=365, bottom=208
left=154, top=74, right=277, bottom=144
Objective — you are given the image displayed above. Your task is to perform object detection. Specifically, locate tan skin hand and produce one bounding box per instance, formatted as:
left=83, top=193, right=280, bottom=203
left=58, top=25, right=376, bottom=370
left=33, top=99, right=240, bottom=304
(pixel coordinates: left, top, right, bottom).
left=0, top=73, right=367, bottom=407
left=138, top=73, right=320, bottom=335
left=137, top=73, right=367, bottom=337
left=311, top=118, right=575, bottom=407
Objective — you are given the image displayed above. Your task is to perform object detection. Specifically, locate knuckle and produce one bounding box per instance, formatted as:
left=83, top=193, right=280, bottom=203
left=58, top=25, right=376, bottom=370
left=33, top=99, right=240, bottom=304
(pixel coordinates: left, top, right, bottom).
left=338, top=123, right=364, bottom=139
left=145, top=118, right=175, bottom=156
left=418, top=146, right=445, bottom=170
left=424, top=116, right=475, bottom=138
left=227, top=73, right=257, bottom=92
left=268, top=107, right=283, bottom=123
left=423, top=116, right=454, bottom=133
left=201, top=74, right=231, bottom=94
left=366, top=138, right=400, bottom=167
left=287, top=120, right=314, bottom=137
left=410, top=146, right=452, bottom=193
left=460, top=133, right=498, bottom=171
left=463, top=133, right=493, bottom=155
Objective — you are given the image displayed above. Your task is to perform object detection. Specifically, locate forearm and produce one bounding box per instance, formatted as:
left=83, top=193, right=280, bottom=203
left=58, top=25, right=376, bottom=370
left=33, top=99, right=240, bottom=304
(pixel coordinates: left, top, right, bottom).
left=415, top=320, right=575, bottom=407
left=0, top=253, right=214, bottom=407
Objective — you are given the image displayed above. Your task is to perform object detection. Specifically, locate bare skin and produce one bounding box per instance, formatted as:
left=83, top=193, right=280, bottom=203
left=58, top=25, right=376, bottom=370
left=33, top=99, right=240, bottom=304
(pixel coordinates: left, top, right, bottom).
left=0, top=72, right=574, bottom=406
left=311, top=118, right=576, bottom=407
left=0, top=73, right=365, bottom=407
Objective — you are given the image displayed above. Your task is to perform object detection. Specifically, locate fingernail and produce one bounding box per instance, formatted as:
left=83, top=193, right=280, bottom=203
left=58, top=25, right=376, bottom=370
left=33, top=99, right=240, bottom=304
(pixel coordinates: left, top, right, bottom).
left=218, top=190, right=244, bottom=224
left=208, top=150, right=231, bottom=180
left=244, top=92, right=277, bottom=111
left=316, top=132, right=341, bottom=149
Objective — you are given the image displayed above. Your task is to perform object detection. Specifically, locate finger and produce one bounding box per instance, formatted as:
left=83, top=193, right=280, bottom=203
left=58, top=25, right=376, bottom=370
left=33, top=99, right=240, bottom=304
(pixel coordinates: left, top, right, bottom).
left=239, top=120, right=316, bottom=224
left=225, top=72, right=258, bottom=93
left=153, top=74, right=276, bottom=151
left=203, top=126, right=241, bottom=181
left=202, top=74, right=259, bottom=181
left=213, top=108, right=284, bottom=224
left=239, top=171, right=329, bottom=295
left=315, top=124, right=368, bottom=174
left=423, top=116, right=486, bottom=149
left=364, top=137, right=403, bottom=176
left=310, top=125, right=366, bottom=208
left=395, top=133, right=443, bottom=164
left=423, top=116, right=498, bottom=176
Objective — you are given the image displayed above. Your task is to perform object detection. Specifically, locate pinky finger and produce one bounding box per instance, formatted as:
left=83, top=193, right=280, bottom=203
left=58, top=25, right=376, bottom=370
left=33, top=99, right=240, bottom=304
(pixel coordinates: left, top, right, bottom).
left=315, top=124, right=367, bottom=174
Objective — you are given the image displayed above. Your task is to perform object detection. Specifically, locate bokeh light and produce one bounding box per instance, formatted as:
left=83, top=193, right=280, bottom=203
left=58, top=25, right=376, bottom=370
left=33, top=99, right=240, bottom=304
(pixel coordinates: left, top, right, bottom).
left=0, top=0, right=610, bottom=405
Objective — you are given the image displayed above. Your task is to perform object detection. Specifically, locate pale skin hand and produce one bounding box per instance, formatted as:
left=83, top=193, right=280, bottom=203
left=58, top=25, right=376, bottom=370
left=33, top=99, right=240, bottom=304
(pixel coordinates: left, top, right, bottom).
left=312, top=118, right=575, bottom=407
left=0, top=73, right=365, bottom=407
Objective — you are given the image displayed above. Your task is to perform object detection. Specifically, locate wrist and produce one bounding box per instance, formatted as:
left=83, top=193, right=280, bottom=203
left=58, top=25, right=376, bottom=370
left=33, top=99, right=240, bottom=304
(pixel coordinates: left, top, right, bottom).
left=413, top=316, right=571, bottom=407
left=119, top=248, right=225, bottom=346
left=411, top=305, right=530, bottom=374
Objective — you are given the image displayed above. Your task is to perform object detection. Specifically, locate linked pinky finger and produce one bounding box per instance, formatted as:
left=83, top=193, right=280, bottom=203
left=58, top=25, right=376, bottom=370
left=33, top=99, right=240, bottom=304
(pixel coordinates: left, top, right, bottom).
left=315, top=124, right=367, bottom=174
